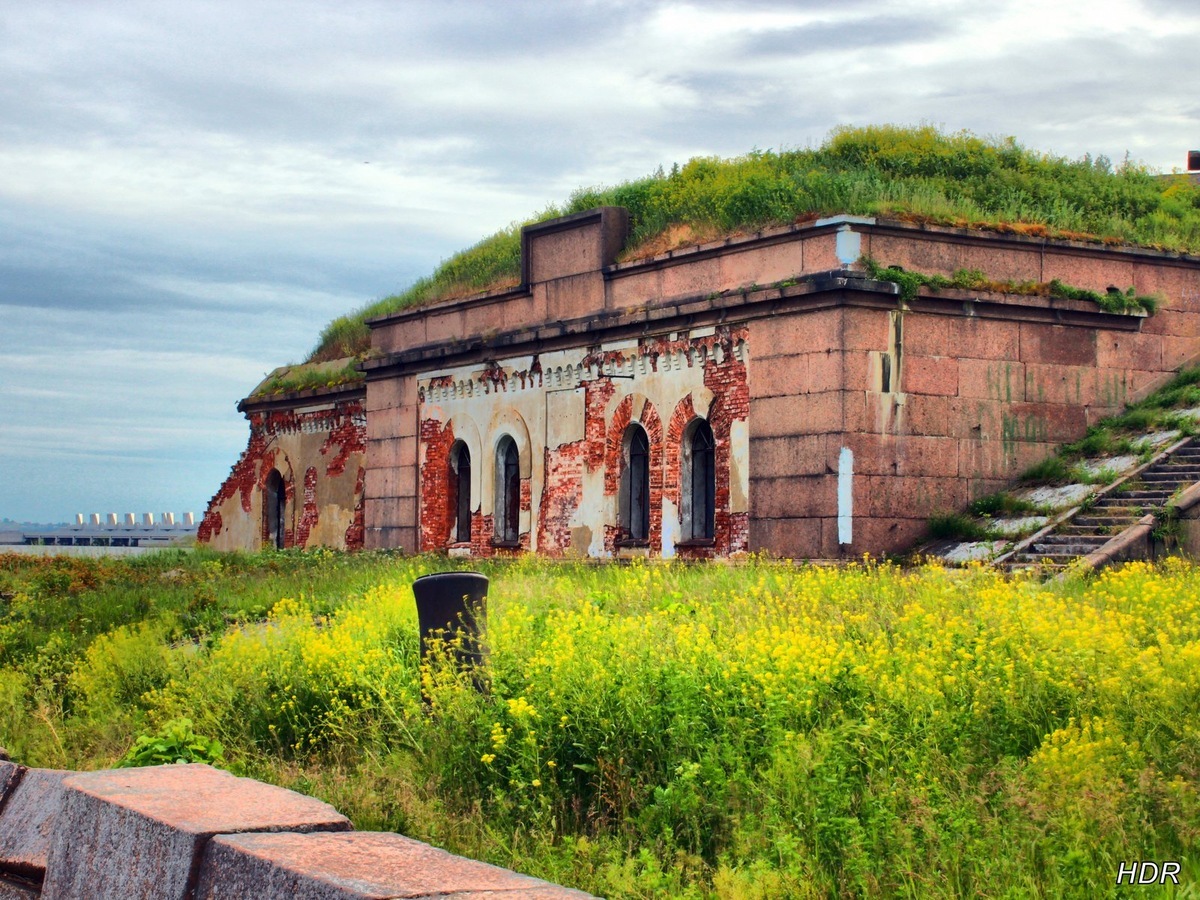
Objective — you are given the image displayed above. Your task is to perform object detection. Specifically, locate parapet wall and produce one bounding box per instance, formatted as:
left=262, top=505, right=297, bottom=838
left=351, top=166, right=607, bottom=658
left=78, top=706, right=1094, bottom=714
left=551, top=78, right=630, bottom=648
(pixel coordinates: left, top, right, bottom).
left=0, top=760, right=591, bottom=899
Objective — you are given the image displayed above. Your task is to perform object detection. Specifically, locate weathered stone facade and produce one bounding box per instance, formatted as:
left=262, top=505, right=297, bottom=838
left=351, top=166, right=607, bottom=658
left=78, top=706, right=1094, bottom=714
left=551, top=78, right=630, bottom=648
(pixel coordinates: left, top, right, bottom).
left=208, top=206, right=1200, bottom=559
left=364, top=208, right=1200, bottom=558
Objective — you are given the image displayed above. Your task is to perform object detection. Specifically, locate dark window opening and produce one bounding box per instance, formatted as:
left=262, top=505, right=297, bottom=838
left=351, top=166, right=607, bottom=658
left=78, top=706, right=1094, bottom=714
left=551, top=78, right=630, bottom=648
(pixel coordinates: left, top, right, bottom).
left=495, top=437, right=520, bottom=544
left=264, top=469, right=285, bottom=550
left=621, top=425, right=650, bottom=542
left=687, top=420, right=716, bottom=541
left=451, top=441, right=471, bottom=543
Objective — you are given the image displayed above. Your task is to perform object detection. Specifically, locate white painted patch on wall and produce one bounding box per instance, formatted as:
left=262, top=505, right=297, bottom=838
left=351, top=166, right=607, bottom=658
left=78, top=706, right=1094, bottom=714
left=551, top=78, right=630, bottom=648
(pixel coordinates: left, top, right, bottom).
left=835, top=226, right=862, bottom=266
left=837, top=446, right=854, bottom=545
left=729, top=419, right=750, bottom=513
left=661, top=499, right=679, bottom=559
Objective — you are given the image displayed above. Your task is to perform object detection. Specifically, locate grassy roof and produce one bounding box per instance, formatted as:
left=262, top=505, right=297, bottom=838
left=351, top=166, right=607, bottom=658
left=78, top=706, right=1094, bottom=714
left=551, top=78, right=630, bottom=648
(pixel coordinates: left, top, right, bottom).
left=247, top=357, right=364, bottom=400
left=308, top=125, right=1200, bottom=363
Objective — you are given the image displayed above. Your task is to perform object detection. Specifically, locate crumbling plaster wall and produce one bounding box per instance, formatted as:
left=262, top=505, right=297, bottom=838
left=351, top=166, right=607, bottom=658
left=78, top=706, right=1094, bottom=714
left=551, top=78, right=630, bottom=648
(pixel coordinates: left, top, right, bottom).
left=198, top=397, right=366, bottom=551
left=415, top=327, right=750, bottom=558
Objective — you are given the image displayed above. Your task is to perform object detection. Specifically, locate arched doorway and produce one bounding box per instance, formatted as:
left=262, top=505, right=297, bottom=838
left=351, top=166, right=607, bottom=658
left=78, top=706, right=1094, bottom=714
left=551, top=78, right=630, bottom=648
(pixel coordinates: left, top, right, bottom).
left=494, top=436, right=520, bottom=544
left=620, top=424, right=650, bottom=542
left=264, top=470, right=285, bottom=549
left=450, top=440, right=471, bottom=543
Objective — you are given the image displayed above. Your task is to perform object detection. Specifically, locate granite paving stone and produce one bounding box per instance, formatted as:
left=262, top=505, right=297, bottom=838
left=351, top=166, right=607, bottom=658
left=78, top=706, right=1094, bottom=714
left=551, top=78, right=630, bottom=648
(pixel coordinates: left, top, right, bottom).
left=195, top=831, right=596, bottom=900
left=41, top=765, right=351, bottom=900
left=0, top=769, right=70, bottom=878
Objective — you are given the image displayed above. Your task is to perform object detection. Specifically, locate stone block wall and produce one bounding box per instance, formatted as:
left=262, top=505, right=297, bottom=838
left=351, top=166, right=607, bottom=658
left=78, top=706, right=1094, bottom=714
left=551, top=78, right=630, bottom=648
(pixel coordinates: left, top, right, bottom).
left=343, top=212, right=1200, bottom=560
left=0, top=761, right=591, bottom=900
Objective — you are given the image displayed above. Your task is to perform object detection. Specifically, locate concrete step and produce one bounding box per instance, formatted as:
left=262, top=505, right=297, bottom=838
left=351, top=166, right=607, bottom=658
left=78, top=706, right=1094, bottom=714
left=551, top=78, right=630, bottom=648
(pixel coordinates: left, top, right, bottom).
left=1031, top=541, right=1108, bottom=555
left=1008, top=562, right=1070, bottom=572
left=1112, top=490, right=1173, bottom=500
left=1141, top=470, right=1200, bottom=481
left=1080, top=501, right=1142, bottom=513
left=1014, top=552, right=1087, bottom=563
left=1032, top=534, right=1109, bottom=546
left=1074, top=514, right=1141, bottom=527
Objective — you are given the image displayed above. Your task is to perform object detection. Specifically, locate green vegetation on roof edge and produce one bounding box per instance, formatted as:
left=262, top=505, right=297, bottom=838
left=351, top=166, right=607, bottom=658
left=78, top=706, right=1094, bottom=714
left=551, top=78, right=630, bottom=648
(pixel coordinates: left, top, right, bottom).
left=308, top=124, right=1200, bottom=363
left=252, top=359, right=364, bottom=398
left=860, top=257, right=1160, bottom=313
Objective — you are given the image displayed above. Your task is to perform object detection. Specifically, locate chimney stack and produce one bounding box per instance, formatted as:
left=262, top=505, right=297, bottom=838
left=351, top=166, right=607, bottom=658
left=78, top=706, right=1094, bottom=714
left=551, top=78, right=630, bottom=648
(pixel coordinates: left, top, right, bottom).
left=107, top=513, right=118, bottom=528
left=90, top=513, right=101, bottom=527
left=125, top=513, right=136, bottom=527
left=163, top=512, right=176, bottom=526
left=184, top=512, right=195, bottom=526
left=143, top=513, right=155, bottom=527
left=75, top=514, right=84, bottom=528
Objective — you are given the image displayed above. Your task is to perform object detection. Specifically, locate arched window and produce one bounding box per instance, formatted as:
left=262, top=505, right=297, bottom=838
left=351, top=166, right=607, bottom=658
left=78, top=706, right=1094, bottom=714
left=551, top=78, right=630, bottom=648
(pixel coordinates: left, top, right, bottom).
left=264, top=469, right=285, bottom=550
left=450, top=441, right=471, bottom=543
left=683, top=420, right=715, bottom=541
left=620, top=424, right=650, bottom=542
left=494, top=436, right=520, bottom=543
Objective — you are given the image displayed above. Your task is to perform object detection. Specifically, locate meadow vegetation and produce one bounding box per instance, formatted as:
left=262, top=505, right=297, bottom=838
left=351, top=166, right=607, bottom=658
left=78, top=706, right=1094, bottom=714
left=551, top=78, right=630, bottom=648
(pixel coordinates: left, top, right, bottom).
left=2, top=549, right=1199, bottom=897
left=307, top=124, right=1200, bottom=363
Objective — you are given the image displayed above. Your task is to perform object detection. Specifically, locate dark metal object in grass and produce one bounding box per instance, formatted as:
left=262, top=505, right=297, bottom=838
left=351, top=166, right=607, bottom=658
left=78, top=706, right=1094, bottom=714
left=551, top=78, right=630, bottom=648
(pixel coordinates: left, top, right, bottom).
left=412, top=571, right=488, bottom=682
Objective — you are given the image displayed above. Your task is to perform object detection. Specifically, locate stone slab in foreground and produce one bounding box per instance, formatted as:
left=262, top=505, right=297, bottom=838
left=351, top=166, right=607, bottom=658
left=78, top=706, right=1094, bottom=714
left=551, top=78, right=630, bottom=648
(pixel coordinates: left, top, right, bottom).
left=0, top=874, right=39, bottom=899
left=0, top=768, right=70, bottom=878
left=42, top=764, right=351, bottom=900
left=0, top=763, right=19, bottom=805
left=0, top=883, right=38, bottom=900
left=196, top=831, right=595, bottom=899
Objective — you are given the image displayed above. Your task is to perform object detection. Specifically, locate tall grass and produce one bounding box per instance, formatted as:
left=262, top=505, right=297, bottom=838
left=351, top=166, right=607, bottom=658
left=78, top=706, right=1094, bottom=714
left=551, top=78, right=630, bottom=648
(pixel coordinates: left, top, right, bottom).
left=3, top=551, right=1199, bottom=897
left=309, top=125, right=1200, bottom=361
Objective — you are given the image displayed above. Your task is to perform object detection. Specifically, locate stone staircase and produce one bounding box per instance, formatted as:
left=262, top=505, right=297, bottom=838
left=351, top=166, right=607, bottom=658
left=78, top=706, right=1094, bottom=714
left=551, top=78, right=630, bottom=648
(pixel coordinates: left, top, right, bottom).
left=1002, top=438, right=1200, bottom=570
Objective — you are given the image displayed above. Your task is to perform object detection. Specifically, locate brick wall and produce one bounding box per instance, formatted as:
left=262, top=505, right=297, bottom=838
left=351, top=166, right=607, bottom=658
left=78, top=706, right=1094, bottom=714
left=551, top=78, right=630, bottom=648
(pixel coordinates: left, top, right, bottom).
left=199, top=393, right=367, bottom=552
left=410, top=326, right=751, bottom=559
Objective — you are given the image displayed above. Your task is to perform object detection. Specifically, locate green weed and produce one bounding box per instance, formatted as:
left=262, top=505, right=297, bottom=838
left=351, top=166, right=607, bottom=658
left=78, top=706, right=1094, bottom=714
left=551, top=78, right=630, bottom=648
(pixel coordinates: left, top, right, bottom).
left=928, top=512, right=996, bottom=541
left=117, top=716, right=224, bottom=768
left=969, top=492, right=1047, bottom=517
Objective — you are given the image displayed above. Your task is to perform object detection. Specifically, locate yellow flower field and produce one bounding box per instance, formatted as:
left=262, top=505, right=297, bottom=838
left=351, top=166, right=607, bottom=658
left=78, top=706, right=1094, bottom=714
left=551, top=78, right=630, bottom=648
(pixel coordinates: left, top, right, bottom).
left=2, top=550, right=1198, bottom=897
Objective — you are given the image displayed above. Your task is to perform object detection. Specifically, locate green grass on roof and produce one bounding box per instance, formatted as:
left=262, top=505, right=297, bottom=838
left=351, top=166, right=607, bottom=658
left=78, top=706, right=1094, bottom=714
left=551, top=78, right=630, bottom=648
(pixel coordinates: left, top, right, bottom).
left=308, top=125, right=1200, bottom=362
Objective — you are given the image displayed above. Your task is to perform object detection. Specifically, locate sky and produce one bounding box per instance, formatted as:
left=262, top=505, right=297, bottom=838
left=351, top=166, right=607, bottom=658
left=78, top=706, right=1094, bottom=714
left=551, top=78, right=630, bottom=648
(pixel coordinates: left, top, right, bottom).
left=2, top=0, right=1199, bottom=524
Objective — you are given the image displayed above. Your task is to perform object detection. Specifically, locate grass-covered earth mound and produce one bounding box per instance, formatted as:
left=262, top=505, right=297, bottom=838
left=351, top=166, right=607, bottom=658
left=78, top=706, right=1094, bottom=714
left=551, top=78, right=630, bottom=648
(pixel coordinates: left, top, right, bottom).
left=304, top=125, right=1200, bottom=370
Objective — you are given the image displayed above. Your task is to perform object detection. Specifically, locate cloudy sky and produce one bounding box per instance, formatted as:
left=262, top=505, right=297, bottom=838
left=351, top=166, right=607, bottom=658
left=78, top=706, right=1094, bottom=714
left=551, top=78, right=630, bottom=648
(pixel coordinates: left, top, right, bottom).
left=2, top=0, right=1198, bottom=524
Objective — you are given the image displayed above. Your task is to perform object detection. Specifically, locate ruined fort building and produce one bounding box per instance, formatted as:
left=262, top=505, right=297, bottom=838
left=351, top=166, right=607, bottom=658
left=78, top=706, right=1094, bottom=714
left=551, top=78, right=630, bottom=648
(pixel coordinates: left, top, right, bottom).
left=201, top=207, right=1200, bottom=559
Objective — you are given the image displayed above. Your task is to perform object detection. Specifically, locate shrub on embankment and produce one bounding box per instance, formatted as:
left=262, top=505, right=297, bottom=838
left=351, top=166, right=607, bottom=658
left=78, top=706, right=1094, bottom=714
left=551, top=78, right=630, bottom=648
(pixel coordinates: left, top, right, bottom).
left=2, top=550, right=1199, bottom=897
